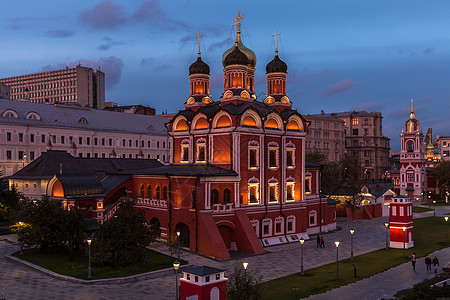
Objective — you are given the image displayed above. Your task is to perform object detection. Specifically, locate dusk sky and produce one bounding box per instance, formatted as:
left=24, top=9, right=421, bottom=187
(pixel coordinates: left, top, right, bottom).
left=1, top=1, right=450, bottom=151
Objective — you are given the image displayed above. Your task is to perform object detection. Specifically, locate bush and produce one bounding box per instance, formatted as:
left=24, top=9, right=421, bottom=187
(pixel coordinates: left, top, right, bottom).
left=91, top=200, right=154, bottom=267
left=228, top=261, right=263, bottom=300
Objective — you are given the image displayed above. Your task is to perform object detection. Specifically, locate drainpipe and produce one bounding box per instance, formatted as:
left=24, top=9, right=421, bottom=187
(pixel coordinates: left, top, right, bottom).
left=280, top=122, right=288, bottom=241
left=259, top=118, right=268, bottom=241
left=229, top=117, right=239, bottom=171
left=166, top=174, right=173, bottom=244
left=194, top=177, right=199, bottom=252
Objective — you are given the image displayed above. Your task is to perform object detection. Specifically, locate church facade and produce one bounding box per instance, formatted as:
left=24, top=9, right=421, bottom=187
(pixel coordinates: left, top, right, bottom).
left=46, top=15, right=337, bottom=260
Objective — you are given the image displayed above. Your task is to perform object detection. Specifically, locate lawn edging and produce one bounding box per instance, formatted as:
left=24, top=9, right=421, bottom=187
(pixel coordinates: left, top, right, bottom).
left=5, top=254, right=193, bottom=285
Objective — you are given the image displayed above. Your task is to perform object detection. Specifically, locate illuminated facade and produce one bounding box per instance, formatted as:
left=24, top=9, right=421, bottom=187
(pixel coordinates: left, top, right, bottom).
left=389, top=195, right=413, bottom=249
left=399, top=100, right=426, bottom=199
left=46, top=14, right=337, bottom=260
left=0, top=65, right=105, bottom=109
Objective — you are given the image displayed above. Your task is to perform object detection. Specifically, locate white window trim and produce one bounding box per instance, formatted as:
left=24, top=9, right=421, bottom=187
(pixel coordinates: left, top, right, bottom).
left=248, top=141, right=260, bottom=170
left=286, top=143, right=296, bottom=169
left=268, top=181, right=279, bottom=203
left=286, top=215, right=296, bottom=234
left=286, top=180, right=295, bottom=202
left=274, top=216, right=284, bottom=235
left=262, top=218, right=273, bottom=237
left=195, top=138, right=207, bottom=163
left=180, top=139, right=190, bottom=163
left=305, top=173, right=312, bottom=194
left=309, top=210, right=317, bottom=226
left=268, top=142, right=279, bottom=170
left=250, top=219, right=259, bottom=237
left=248, top=181, right=260, bottom=205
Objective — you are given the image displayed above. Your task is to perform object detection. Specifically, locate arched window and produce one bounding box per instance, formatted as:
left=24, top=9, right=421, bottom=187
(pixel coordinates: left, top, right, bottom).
left=147, top=185, right=152, bottom=198
left=198, top=147, right=205, bottom=161
left=242, top=115, right=257, bottom=127
left=175, top=119, right=188, bottom=131
left=223, top=188, right=231, bottom=204
left=156, top=186, right=161, bottom=199
left=140, top=184, right=145, bottom=197
left=249, top=186, right=257, bottom=203
left=269, top=186, right=276, bottom=202
left=211, top=189, right=219, bottom=205
left=183, top=147, right=189, bottom=161
left=286, top=185, right=293, bottom=200
left=406, top=140, right=414, bottom=152
left=269, top=151, right=276, bottom=167
left=163, top=186, right=168, bottom=200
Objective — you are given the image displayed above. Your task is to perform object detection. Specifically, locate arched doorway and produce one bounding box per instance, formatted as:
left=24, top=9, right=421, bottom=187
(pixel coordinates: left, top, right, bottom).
left=149, top=217, right=161, bottom=238
left=175, top=223, right=190, bottom=248
left=218, top=225, right=234, bottom=249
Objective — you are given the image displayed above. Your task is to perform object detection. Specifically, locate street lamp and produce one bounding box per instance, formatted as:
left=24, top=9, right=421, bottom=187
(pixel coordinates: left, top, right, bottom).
left=350, top=229, right=355, bottom=261
left=86, top=238, right=92, bottom=279
left=433, top=200, right=436, bottom=216
left=428, top=195, right=431, bottom=208
left=176, top=229, right=181, bottom=262
left=335, top=241, right=340, bottom=281
left=402, top=227, right=406, bottom=259
left=445, top=217, right=449, bottom=245
left=300, top=238, right=305, bottom=275
left=384, top=222, right=389, bottom=249
left=243, top=262, right=248, bottom=270
left=173, top=260, right=180, bottom=300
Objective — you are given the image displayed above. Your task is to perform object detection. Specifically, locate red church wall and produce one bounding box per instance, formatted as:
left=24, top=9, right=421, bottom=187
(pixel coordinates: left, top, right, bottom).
left=212, top=134, right=231, bottom=164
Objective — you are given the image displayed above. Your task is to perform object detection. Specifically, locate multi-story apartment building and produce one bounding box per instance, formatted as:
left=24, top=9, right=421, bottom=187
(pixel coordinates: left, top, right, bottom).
left=0, top=99, right=170, bottom=176
left=436, top=136, right=450, bottom=161
left=0, top=82, right=10, bottom=99
left=311, top=111, right=390, bottom=179
left=304, top=113, right=345, bottom=162
left=0, top=65, right=105, bottom=109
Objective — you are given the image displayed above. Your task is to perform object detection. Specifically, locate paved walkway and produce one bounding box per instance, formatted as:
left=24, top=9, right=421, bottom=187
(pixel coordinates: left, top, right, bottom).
left=0, top=206, right=449, bottom=300
left=306, top=247, right=450, bottom=300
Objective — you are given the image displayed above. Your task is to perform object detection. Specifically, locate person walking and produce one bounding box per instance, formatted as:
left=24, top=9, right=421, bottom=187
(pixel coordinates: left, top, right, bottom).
left=410, top=253, right=416, bottom=271
left=425, top=256, right=432, bottom=273
left=317, top=235, right=321, bottom=248
left=433, top=256, right=439, bottom=274
left=320, top=236, right=325, bottom=248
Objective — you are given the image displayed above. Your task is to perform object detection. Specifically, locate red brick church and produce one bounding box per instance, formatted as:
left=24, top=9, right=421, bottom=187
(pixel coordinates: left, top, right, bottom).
left=45, top=15, right=337, bottom=260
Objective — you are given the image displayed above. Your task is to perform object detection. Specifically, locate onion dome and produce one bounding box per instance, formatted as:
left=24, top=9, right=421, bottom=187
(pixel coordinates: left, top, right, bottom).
left=266, top=53, right=287, bottom=74
left=223, top=44, right=249, bottom=67
left=222, top=34, right=256, bottom=68
left=189, top=56, right=210, bottom=75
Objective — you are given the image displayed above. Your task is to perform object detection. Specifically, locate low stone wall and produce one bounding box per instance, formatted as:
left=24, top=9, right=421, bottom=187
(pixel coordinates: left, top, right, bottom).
left=5, top=254, right=192, bottom=285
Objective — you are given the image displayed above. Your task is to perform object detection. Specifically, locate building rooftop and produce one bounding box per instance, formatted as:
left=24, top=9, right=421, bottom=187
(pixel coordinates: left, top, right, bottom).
left=183, top=266, right=224, bottom=276
left=0, top=99, right=168, bottom=135
left=307, top=111, right=381, bottom=118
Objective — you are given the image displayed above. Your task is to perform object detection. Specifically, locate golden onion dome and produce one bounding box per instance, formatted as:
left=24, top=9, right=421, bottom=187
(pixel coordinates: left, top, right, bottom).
left=222, top=31, right=256, bottom=68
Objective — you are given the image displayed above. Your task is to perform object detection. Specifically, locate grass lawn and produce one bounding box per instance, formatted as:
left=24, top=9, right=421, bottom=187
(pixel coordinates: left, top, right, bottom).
left=12, top=247, right=186, bottom=280
left=413, top=206, right=433, bottom=213
left=421, top=202, right=449, bottom=206
left=260, top=217, right=449, bottom=300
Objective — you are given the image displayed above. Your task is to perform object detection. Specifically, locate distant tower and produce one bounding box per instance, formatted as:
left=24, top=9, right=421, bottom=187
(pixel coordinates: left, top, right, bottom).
left=389, top=195, right=413, bottom=249
left=399, top=99, right=426, bottom=199
left=180, top=266, right=228, bottom=300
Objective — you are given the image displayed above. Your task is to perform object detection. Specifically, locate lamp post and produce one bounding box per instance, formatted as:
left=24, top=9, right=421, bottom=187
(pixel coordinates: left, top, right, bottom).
left=445, top=217, right=448, bottom=245
left=433, top=200, right=436, bottom=216
left=402, top=227, right=406, bottom=259
left=350, top=229, right=354, bottom=261
left=243, top=262, right=248, bottom=288
left=176, top=229, right=181, bottom=262
left=384, top=222, right=389, bottom=249
left=87, top=238, right=92, bottom=279
left=335, top=241, right=340, bottom=281
left=300, top=238, right=305, bottom=275
left=173, top=260, right=180, bottom=300
left=428, top=195, right=431, bottom=208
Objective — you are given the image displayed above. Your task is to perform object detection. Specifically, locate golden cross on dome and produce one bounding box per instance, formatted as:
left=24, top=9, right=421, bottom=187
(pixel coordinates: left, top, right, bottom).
left=232, top=10, right=245, bottom=35
left=195, top=32, right=203, bottom=57
left=272, top=30, right=281, bottom=54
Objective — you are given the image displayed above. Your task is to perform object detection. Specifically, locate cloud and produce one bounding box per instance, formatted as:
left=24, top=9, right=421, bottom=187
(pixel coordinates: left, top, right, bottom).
left=79, top=0, right=188, bottom=31
left=424, top=47, right=434, bottom=55
left=79, top=1, right=128, bottom=29
left=140, top=57, right=169, bottom=71
left=208, top=38, right=231, bottom=52
left=46, top=30, right=74, bottom=38
left=320, top=78, right=359, bottom=98
left=97, top=36, right=125, bottom=51
left=132, top=0, right=165, bottom=22
left=40, top=57, right=124, bottom=88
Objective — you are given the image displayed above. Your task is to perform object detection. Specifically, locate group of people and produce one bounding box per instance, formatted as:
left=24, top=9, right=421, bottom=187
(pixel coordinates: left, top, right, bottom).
left=410, top=253, right=439, bottom=273
left=316, top=235, right=325, bottom=248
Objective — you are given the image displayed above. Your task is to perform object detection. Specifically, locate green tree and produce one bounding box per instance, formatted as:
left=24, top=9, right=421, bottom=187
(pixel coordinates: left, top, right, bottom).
left=227, top=262, right=262, bottom=300
left=305, top=150, right=326, bottom=165
left=91, top=200, right=154, bottom=267
left=10, top=197, right=85, bottom=257
left=0, top=185, right=24, bottom=223
left=434, top=161, right=450, bottom=197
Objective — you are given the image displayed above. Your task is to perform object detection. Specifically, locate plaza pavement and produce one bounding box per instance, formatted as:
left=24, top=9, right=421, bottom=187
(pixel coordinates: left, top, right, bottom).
left=1, top=205, right=449, bottom=300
